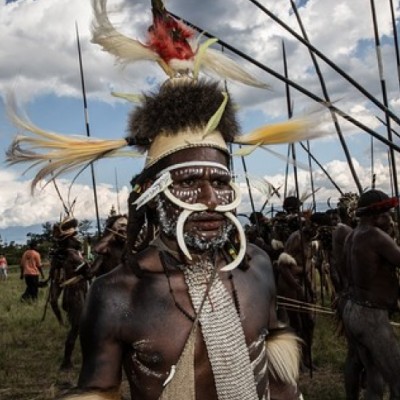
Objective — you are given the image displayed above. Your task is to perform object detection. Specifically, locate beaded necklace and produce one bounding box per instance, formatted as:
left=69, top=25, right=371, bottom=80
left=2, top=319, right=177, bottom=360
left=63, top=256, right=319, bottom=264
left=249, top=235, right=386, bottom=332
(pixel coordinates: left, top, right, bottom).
left=160, top=250, right=241, bottom=322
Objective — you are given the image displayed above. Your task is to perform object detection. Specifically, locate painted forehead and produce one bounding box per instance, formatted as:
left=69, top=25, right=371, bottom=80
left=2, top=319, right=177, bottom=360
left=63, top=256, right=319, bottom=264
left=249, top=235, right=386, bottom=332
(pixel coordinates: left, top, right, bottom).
left=157, top=161, right=230, bottom=178
left=170, top=165, right=231, bottom=179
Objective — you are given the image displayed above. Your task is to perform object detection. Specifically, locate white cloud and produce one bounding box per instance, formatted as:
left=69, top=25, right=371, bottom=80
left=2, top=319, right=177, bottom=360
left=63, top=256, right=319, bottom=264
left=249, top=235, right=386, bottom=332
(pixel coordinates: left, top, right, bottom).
left=0, top=169, right=129, bottom=228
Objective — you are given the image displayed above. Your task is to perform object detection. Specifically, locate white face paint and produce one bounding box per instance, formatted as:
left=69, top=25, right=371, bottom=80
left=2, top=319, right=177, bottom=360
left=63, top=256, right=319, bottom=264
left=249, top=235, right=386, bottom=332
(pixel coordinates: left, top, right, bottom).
left=157, top=197, right=233, bottom=252
left=156, top=164, right=246, bottom=266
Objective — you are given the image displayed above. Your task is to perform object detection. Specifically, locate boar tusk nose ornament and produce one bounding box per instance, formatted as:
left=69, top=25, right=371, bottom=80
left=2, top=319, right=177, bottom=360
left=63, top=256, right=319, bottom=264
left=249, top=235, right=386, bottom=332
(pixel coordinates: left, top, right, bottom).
left=166, top=183, right=245, bottom=270
left=219, top=211, right=246, bottom=271
left=132, top=166, right=246, bottom=270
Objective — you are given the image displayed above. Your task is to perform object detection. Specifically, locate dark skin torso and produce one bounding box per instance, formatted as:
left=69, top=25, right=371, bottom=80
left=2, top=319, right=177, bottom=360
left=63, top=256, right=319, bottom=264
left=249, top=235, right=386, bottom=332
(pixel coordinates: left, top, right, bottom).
left=278, top=230, right=314, bottom=300
left=78, top=243, right=280, bottom=400
left=331, top=223, right=353, bottom=292
left=344, top=213, right=400, bottom=309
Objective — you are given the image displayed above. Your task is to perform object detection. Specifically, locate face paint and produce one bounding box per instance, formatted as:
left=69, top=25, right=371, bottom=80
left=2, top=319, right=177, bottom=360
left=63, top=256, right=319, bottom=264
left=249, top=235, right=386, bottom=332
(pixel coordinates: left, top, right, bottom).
left=157, top=165, right=236, bottom=252
left=156, top=196, right=233, bottom=252
left=149, top=159, right=246, bottom=269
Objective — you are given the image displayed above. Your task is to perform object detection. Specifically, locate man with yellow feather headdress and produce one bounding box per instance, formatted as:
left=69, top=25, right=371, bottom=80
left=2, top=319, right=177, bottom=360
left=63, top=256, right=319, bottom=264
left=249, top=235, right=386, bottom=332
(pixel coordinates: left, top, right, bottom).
left=4, top=0, right=322, bottom=399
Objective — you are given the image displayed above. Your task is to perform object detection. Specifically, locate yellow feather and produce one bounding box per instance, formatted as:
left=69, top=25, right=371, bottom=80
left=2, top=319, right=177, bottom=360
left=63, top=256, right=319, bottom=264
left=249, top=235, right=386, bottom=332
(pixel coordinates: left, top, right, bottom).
left=6, top=100, right=138, bottom=193
left=111, top=92, right=144, bottom=103
left=193, top=37, right=218, bottom=79
left=234, top=118, right=317, bottom=146
left=233, top=142, right=262, bottom=157
left=204, top=91, right=228, bottom=136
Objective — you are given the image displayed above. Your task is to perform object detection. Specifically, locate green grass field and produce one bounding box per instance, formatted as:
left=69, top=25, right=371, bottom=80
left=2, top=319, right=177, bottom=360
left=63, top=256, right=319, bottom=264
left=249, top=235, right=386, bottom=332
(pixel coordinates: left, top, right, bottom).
left=0, top=267, right=387, bottom=400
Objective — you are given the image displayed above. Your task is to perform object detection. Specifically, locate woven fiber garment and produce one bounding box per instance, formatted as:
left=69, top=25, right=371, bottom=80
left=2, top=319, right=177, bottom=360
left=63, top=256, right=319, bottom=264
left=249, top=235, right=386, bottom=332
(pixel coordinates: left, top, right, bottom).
left=184, top=261, right=261, bottom=400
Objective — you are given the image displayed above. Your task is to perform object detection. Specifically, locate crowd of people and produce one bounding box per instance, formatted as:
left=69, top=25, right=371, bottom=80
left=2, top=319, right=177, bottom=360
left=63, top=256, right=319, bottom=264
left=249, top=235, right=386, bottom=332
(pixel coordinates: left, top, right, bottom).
left=243, top=191, right=400, bottom=399
left=5, top=185, right=400, bottom=399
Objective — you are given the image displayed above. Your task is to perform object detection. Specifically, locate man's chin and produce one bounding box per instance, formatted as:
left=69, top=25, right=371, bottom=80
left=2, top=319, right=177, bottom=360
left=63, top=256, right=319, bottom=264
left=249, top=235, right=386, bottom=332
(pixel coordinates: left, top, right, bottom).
left=185, top=232, right=227, bottom=252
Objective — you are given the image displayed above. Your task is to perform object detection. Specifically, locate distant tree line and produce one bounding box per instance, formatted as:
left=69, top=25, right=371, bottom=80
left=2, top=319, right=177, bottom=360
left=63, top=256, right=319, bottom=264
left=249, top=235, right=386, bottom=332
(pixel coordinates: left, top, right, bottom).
left=0, top=219, right=95, bottom=266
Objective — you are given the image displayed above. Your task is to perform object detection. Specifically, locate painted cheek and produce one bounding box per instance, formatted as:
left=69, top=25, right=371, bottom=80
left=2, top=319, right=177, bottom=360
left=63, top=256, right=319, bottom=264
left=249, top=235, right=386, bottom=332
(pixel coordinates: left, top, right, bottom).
left=215, top=189, right=233, bottom=205
left=163, top=200, right=181, bottom=222
left=170, top=187, right=201, bottom=204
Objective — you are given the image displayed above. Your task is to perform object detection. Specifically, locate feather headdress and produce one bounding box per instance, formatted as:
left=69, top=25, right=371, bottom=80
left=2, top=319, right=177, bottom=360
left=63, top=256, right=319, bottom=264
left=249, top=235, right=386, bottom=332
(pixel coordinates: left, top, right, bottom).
left=5, top=94, right=141, bottom=192
left=6, top=0, right=325, bottom=191
left=91, top=0, right=268, bottom=88
left=6, top=78, right=322, bottom=190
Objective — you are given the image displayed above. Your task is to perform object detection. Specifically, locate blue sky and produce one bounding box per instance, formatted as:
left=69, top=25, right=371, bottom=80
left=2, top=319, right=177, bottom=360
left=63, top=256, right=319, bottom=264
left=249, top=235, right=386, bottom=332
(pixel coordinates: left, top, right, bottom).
left=1, top=0, right=400, bottom=240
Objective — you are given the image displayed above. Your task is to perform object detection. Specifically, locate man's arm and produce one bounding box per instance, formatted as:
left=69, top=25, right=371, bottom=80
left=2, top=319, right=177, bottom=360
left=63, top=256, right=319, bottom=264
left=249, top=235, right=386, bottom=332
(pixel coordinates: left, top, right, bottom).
left=376, top=228, right=400, bottom=267
left=34, top=251, right=45, bottom=279
left=76, top=279, right=124, bottom=395
left=57, top=279, right=124, bottom=400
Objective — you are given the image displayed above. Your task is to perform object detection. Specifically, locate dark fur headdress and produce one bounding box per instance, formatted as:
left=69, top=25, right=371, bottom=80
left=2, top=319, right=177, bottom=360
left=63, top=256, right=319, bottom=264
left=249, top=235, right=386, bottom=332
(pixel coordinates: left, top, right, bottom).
left=128, top=79, right=239, bottom=152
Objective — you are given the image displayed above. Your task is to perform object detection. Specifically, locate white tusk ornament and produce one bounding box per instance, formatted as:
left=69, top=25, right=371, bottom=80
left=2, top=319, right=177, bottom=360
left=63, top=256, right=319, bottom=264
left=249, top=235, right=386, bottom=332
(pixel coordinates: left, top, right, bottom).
left=176, top=209, right=195, bottom=260
left=220, top=211, right=247, bottom=271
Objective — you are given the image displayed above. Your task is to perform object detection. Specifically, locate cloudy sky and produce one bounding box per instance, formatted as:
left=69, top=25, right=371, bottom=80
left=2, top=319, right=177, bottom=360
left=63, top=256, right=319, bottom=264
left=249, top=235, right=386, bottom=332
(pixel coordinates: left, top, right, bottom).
left=1, top=0, right=400, bottom=238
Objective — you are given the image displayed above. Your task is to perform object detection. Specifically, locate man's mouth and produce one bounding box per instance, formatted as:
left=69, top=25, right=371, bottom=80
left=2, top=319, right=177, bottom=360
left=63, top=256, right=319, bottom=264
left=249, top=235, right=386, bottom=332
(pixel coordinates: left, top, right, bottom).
left=188, top=213, right=225, bottom=231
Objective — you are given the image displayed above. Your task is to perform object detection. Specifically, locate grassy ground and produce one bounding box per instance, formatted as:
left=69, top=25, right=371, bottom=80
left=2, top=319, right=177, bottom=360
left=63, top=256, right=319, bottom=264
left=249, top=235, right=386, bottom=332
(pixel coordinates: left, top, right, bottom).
left=0, top=268, right=392, bottom=399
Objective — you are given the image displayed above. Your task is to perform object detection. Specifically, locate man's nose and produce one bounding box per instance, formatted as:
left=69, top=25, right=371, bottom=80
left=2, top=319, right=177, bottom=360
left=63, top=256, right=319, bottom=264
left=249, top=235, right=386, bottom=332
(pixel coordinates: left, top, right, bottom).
left=199, top=183, right=219, bottom=210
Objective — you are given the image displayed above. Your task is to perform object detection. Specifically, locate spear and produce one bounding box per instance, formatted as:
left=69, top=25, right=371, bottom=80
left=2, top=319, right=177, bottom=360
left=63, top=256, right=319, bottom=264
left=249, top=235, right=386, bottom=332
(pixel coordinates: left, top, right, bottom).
left=239, top=146, right=261, bottom=235
left=75, top=23, right=101, bottom=237
left=371, top=136, right=375, bottom=189
left=389, top=0, right=400, bottom=92
left=290, top=0, right=362, bottom=194
left=305, top=140, right=316, bottom=212
left=284, top=145, right=291, bottom=200
left=282, top=41, right=301, bottom=206
left=370, top=0, right=400, bottom=223
left=114, top=168, right=121, bottom=214
left=283, top=40, right=314, bottom=377
left=245, top=0, right=400, bottom=127
left=298, top=142, right=344, bottom=196
left=168, top=12, right=400, bottom=154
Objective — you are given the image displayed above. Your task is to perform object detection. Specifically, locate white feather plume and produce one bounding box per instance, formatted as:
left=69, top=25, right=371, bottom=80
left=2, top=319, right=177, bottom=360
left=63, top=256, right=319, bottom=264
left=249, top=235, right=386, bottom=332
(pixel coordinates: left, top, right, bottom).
left=91, top=0, right=159, bottom=65
left=201, top=48, right=269, bottom=89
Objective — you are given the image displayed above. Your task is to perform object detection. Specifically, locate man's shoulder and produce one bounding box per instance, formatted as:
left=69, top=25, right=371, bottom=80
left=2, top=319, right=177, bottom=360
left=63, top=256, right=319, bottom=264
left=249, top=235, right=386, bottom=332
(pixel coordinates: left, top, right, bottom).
left=132, top=245, right=164, bottom=273
left=246, top=243, right=274, bottom=274
left=333, top=223, right=353, bottom=241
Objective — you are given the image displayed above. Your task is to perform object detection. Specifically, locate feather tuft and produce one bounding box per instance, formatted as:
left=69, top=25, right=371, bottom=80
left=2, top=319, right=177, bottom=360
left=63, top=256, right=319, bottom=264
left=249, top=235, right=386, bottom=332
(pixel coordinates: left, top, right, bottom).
left=111, top=92, right=144, bottom=103
left=266, top=331, right=302, bottom=385
left=91, top=0, right=159, bottom=65
left=234, top=117, right=318, bottom=146
left=201, top=48, right=269, bottom=89
left=6, top=97, right=139, bottom=193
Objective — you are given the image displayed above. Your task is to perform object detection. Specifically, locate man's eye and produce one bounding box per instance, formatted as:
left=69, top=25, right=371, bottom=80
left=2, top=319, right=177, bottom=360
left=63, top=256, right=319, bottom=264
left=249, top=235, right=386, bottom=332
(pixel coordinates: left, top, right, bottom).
left=212, top=180, right=230, bottom=188
left=180, top=179, right=195, bottom=187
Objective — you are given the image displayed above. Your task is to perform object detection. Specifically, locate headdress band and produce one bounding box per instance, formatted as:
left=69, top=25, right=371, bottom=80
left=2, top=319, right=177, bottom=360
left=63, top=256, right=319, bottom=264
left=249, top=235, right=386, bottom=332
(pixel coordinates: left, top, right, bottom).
left=145, top=129, right=229, bottom=168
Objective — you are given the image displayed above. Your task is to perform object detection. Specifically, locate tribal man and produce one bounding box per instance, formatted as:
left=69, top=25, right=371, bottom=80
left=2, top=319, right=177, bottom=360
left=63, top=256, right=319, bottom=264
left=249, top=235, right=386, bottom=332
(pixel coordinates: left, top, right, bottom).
left=90, top=214, right=128, bottom=278
left=57, top=78, right=302, bottom=400
left=341, top=189, right=400, bottom=400
left=5, top=1, right=326, bottom=397
left=48, top=217, right=90, bottom=370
